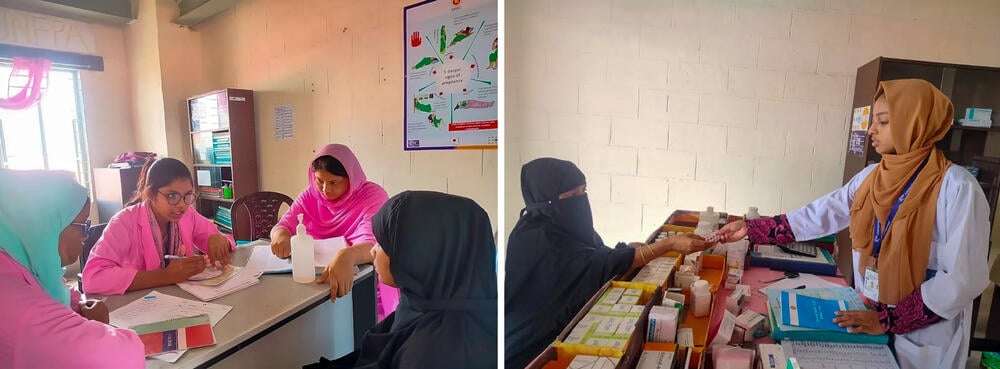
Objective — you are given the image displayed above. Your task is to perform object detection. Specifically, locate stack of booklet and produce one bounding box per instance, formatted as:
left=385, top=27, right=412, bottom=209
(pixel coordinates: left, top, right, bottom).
left=766, top=287, right=888, bottom=344
left=178, top=266, right=260, bottom=301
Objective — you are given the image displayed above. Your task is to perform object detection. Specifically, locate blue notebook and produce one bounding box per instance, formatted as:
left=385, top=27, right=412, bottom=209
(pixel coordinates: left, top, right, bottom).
left=767, top=287, right=888, bottom=344
left=779, top=290, right=847, bottom=332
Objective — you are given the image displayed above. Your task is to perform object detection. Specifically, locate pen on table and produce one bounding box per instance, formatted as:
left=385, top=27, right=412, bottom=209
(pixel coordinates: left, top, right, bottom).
left=794, top=285, right=806, bottom=289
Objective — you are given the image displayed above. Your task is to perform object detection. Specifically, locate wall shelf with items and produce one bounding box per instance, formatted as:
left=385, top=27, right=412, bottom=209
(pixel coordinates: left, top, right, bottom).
left=187, top=88, right=258, bottom=235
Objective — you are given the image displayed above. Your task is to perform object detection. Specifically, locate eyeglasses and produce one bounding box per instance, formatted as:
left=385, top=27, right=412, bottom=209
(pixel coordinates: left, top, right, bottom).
left=159, top=191, right=197, bottom=205
left=69, top=219, right=92, bottom=238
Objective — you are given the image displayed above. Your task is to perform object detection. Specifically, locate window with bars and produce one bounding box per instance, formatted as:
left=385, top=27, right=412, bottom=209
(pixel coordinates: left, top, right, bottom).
left=0, top=64, right=91, bottom=190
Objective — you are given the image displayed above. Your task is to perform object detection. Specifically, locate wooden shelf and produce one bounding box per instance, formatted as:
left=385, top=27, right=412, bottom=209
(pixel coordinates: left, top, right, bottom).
left=200, top=196, right=234, bottom=203
left=951, top=125, right=1000, bottom=132
left=190, top=128, right=230, bottom=134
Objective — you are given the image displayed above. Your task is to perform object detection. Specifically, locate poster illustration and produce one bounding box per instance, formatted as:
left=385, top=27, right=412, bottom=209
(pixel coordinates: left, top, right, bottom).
left=404, top=0, right=498, bottom=150
left=852, top=105, right=871, bottom=131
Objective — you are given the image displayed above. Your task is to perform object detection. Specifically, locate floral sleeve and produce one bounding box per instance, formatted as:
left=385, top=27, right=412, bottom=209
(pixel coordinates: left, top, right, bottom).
left=875, top=288, right=942, bottom=334
left=745, top=214, right=796, bottom=245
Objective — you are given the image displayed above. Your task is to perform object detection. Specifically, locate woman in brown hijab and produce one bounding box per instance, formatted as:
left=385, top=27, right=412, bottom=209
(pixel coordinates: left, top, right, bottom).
left=717, top=79, right=989, bottom=369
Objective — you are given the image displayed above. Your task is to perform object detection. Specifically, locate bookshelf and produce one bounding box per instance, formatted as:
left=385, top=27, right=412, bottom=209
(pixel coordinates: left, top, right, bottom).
left=187, top=88, right=258, bottom=235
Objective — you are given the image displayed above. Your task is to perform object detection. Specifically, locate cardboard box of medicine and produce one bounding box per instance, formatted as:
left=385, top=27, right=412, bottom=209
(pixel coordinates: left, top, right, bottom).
left=725, top=268, right=743, bottom=289
left=966, top=107, right=993, bottom=121
left=647, top=305, right=680, bottom=343
left=636, top=349, right=677, bottom=369
left=549, top=280, right=662, bottom=363
left=567, top=355, right=619, bottom=369
left=757, top=344, right=786, bottom=369
left=736, top=311, right=766, bottom=341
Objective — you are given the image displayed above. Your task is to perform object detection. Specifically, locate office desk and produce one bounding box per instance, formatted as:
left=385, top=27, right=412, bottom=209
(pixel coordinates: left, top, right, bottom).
left=104, top=242, right=377, bottom=369
left=708, top=266, right=848, bottom=344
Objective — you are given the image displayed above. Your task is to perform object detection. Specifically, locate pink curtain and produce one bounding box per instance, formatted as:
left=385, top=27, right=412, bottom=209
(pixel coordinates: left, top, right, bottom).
left=0, top=58, right=51, bottom=110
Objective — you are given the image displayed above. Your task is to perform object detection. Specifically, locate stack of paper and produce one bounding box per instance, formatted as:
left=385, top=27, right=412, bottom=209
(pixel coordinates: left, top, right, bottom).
left=109, top=291, right=232, bottom=363
left=178, top=266, right=260, bottom=301
left=766, top=287, right=887, bottom=344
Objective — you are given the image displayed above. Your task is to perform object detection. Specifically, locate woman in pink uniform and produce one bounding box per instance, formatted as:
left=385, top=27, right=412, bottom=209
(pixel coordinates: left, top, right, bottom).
left=83, top=158, right=234, bottom=295
left=270, top=144, right=398, bottom=320
left=0, top=170, right=143, bottom=368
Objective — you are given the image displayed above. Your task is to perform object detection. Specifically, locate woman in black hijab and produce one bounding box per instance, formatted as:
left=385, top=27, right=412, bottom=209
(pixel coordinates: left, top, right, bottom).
left=505, top=158, right=713, bottom=369
left=346, top=191, right=497, bottom=369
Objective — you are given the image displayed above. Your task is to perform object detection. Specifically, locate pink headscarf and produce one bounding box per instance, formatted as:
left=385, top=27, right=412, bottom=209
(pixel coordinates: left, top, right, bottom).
left=277, top=144, right=399, bottom=320
left=277, top=144, right=389, bottom=245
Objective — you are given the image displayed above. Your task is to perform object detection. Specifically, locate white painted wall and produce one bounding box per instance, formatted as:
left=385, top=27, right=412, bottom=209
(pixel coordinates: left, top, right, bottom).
left=196, top=0, right=498, bottom=227
left=505, top=0, right=1000, bottom=244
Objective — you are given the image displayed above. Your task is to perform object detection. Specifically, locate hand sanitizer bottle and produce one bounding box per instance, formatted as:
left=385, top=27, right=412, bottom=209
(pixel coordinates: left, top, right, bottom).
left=291, top=214, right=315, bottom=283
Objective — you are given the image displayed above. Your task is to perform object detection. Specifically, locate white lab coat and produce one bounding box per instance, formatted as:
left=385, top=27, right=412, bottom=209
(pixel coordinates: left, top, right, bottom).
left=786, top=164, right=990, bottom=369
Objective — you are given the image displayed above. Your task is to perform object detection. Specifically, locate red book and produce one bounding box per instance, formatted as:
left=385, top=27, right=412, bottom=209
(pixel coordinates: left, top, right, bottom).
left=131, top=314, right=216, bottom=356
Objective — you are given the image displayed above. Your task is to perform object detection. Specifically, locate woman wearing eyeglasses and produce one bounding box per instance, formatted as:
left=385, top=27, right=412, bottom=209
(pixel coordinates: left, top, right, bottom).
left=82, top=158, right=234, bottom=295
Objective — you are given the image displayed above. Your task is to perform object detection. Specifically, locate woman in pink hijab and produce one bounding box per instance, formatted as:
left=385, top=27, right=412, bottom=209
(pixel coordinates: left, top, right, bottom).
left=270, top=144, right=397, bottom=320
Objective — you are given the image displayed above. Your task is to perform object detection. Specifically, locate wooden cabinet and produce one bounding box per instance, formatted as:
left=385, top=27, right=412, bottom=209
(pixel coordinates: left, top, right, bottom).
left=92, top=167, right=142, bottom=223
left=187, top=89, right=258, bottom=235
left=844, top=57, right=1000, bottom=178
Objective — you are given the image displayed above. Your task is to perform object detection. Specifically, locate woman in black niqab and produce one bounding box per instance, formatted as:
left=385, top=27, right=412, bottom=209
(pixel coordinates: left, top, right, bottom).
left=312, top=191, right=497, bottom=369
left=504, top=158, right=711, bottom=369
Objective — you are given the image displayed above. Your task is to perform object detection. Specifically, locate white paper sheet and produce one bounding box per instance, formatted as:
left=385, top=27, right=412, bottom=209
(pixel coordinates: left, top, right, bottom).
left=109, top=290, right=232, bottom=328
left=245, top=245, right=294, bottom=274
left=245, top=237, right=348, bottom=274
left=759, top=273, right=843, bottom=294
left=313, top=237, right=347, bottom=267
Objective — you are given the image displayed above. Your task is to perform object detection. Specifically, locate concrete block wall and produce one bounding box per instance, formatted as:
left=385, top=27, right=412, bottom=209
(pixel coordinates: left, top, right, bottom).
left=505, top=0, right=1000, bottom=243
left=197, top=0, right=498, bottom=227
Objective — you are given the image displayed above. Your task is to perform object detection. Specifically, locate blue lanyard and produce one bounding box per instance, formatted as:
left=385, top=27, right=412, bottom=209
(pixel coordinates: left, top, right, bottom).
left=872, top=159, right=929, bottom=258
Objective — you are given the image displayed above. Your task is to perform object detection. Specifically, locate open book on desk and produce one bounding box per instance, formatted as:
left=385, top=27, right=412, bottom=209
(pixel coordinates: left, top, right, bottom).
left=245, top=237, right=353, bottom=275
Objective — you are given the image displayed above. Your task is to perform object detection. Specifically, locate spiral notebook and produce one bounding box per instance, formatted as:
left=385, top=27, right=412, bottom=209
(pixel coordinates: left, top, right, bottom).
left=781, top=340, right=898, bottom=369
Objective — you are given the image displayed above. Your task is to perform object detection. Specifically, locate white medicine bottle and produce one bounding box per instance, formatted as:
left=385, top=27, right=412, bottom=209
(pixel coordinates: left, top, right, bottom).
left=291, top=214, right=316, bottom=283
left=746, top=206, right=761, bottom=220
left=691, top=279, right=712, bottom=318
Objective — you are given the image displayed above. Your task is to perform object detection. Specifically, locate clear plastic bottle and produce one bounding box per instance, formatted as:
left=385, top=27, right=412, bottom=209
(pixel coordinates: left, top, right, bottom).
left=291, top=214, right=315, bottom=283
left=696, top=206, right=718, bottom=237
left=691, top=279, right=712, bottom=318
left=701, top=206, right=717, bottom=222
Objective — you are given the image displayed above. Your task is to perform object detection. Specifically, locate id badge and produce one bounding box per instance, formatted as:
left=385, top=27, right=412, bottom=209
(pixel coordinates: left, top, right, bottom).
left=862, top=266, right=879, bottom=302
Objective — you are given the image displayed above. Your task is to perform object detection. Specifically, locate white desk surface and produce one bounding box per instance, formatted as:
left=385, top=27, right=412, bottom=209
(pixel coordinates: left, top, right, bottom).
left=103, top=241, right=374, bottom=369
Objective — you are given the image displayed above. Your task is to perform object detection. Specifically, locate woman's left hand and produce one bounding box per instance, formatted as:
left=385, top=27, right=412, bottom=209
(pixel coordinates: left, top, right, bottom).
left=317, top=254, right=354, bottom=302
left=207, top=234, right=232, bottom=268
left=834, top=309, right=885, bottom=335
